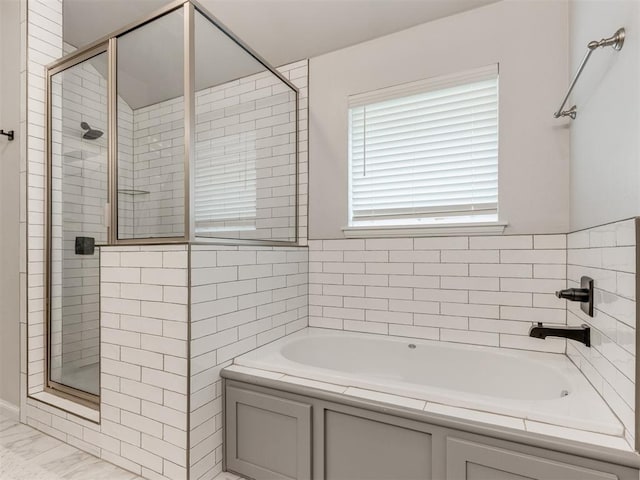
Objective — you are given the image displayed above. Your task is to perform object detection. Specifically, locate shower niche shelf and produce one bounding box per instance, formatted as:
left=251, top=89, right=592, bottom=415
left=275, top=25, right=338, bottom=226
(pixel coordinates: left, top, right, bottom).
left=118, top=189, right=151, bottom=196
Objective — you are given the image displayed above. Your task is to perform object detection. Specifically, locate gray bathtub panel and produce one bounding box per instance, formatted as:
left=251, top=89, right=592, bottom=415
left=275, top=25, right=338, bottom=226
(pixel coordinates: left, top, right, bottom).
left=446, top=438, right=618, bottom=480
left=226, top=385, right=312, bottom=480
left=221, top=368, right=640, bottom=470
left=465, top=464, right=535, bottom=480
left=223, top=376, right=640, bottom=480
left=324, top=410, right=432, bottom=479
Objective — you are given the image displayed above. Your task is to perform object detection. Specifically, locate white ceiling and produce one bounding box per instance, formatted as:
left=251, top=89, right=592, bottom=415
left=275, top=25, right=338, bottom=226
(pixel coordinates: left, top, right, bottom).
left=64, top=0, right=500, bottom=65
left=106, top=9, right=267, bottom=109
left=64, top=0, right=500, bottom=109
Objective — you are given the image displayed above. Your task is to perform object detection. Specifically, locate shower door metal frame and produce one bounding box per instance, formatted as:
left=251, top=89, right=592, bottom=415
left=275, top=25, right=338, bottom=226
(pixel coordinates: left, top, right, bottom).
left=41, top=0, right=301, bottom=408
left=44, top=0, right=300, bottom=248
left=107, top=3, right=191, bottom=245
left=44, top=42, right=110, bottom=408
left=189, top=0, right=301, bottom=247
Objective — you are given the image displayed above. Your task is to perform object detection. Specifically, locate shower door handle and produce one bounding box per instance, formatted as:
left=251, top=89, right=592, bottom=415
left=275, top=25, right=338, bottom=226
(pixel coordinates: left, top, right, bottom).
left=104, top=202, right=111, bottom=229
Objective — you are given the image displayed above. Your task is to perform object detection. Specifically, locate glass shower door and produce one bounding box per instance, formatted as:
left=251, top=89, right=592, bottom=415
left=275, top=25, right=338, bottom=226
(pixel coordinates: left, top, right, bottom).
left=48, top=49, right=108, bottom=400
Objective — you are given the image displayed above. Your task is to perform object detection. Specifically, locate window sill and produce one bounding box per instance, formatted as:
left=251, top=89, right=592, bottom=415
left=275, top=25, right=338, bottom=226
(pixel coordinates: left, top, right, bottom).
left=342, top=221, right=508, bottom=238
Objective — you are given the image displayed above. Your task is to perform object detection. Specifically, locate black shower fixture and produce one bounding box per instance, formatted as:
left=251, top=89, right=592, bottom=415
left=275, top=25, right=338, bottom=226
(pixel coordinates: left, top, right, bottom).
left=80, top=121, right=104, bottom=140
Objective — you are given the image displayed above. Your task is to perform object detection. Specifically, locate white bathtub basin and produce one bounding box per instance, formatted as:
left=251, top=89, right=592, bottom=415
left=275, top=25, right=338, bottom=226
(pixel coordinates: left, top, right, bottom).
left=234, top=328, right=623, bottom=436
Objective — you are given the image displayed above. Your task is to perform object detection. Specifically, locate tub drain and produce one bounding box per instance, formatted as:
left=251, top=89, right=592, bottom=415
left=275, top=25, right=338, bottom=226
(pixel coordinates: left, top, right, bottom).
left=408, top=344, right=416, bottom=349
left=560, top=389, right=569, bottom=397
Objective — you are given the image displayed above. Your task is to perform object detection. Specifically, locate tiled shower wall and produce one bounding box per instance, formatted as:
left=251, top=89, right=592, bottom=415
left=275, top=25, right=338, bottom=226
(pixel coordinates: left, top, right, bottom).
left=50, top=42, right=136, bottom=385
left=129, top=96, right=185, bottom=238
left=189, top=245, right=308, bottom=480
left=100, top=246, right=190, bottom=478
left=51, top=45, right=107, bottom=378
left=117, top=97, right=135, bottom=238
left=193, top=68, right=298, bottom=241
left=566, top=218, right=636, bottom=446
left=23, top=240, right=309, bottom=480
left=309, top=235, right=568, bottom=352
left=126, top=60, right=306, bottom=243
left=23, top=0, right=64, bottom=397
left=25, top=245, right=191, bottom=480
left=22, top=2, right=311, bottom=475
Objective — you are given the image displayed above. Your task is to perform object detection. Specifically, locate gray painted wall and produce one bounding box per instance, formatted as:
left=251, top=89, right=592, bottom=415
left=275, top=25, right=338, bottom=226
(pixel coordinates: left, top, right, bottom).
left=0, top=0, right=21, bottom=409
left=569, top=0, right=640, bottom=231
left=308, top=0, right=570, bottom=239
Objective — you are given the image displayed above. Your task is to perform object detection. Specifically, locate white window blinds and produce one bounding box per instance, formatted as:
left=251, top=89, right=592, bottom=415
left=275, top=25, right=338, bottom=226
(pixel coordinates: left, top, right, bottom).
left=348, top=65, right=498, bottom=224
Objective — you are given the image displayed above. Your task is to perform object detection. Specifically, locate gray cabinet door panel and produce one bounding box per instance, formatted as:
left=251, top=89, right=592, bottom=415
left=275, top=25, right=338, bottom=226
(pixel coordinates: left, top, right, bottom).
left=324, top=410, right=432, bottom=480
left=466, top=463, right=536, bottom=480
left=446, top=438, right=619, bottom=480
left=223, top=380, right=638, bottom=480
left=226, top=386, right=312, bottom=480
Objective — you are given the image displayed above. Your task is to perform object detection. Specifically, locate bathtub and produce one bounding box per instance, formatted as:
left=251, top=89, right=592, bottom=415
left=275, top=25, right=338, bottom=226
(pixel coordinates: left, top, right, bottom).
left=234, top=328, right=623, bottom=437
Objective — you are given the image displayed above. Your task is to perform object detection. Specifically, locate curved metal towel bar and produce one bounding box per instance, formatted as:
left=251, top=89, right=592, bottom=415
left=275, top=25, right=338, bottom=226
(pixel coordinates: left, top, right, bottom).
left=554, top=27, right=625, bottom=120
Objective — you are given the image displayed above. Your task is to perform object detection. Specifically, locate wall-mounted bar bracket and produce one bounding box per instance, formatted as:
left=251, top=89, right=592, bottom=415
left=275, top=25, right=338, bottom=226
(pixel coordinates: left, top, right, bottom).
left=0, top=129, right=14, bottom=141
left=554, top=27, right=625, bottom=120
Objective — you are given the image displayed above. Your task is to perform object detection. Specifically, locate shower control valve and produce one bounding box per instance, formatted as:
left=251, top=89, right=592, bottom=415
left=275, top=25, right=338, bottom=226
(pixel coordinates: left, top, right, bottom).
left=555, top=288, right=589, bottom=302
left=555, top=276, right=594, bottom=317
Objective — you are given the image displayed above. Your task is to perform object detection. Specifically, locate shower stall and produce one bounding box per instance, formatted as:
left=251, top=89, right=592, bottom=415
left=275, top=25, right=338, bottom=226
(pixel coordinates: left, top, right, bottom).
left=44, top=0, right=299, bottom=404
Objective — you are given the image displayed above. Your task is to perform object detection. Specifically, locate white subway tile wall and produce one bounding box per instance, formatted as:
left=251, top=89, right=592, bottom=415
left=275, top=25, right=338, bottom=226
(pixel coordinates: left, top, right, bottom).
left=22, top=5, right=310, bottom=474
left=24, top=0, right=64, bottom=401
left=308, top=235, right=569, bottom=352
left=49, top=43, right=108, bottom=388
left=189, top=245, right=308, bottom=479
left=25, top=245, right=190, bottom=479
left=18, top=0, right=29, bottom=422
left=566, top=219, right=636, bottom=447
left=17, top=0, right=639, bottom=474
left=117, top=96, right=136, bottom=238
left=122, top=59, right=308, bottom=243
left=127, top=96, right=185, bottom=238
left=193, top=69, right=298, bottom=241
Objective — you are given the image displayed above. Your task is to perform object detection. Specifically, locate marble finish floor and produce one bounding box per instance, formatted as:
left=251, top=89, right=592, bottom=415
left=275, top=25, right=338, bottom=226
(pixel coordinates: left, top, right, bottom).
left=0, top=413, right=243, bottom=480
left=0, top=413, right=141, bottom=479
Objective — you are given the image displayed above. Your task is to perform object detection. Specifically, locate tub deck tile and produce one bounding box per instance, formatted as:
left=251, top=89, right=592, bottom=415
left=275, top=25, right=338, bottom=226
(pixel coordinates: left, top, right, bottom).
left=525, top=421, right=631, bottom=450
left=424, top=402, right=526, bottom=430
left=281, top=375, right=348, bottom=393
left=344, top=387, right=427, bottom=410
left=225, top=364, right=286, bottom=380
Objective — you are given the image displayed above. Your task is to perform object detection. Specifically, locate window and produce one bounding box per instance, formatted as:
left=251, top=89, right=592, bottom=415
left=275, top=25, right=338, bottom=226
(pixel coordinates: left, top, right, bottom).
left=194, top=132, right=257, bottom=234
left=348, top=65, right=498, bottom=229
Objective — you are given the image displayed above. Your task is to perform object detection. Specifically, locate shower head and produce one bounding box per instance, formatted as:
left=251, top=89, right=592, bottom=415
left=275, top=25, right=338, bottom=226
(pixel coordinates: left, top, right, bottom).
left=80, top=121, right=103, bottom=140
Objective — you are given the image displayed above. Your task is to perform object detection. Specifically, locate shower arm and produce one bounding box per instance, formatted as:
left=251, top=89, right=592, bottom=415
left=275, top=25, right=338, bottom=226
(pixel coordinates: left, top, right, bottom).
left=554, top=27, right=625, bottom=120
